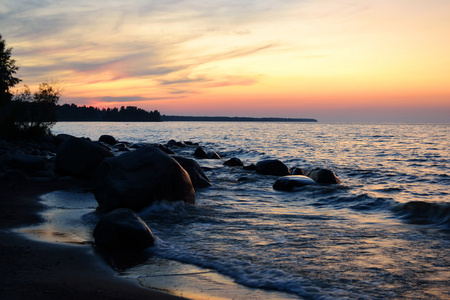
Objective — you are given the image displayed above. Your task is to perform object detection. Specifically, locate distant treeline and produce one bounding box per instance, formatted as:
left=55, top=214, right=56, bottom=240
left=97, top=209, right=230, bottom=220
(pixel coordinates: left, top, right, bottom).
left=54, top=104, right=316, bottom=123
left=56, top=104, right=161, bottom=122
left=161, top=115, right=318, bottom=122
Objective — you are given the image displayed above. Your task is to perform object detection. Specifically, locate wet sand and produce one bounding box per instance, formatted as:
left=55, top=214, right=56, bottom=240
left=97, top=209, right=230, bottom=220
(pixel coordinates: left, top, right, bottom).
left=0, top=179, right=190, bottom=300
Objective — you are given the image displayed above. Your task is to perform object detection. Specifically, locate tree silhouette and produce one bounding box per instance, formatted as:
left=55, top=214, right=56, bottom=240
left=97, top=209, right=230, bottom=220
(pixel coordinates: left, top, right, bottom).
left=0, top=34, right=21, bottom=102
left=0, top=34, right=22, bottom=137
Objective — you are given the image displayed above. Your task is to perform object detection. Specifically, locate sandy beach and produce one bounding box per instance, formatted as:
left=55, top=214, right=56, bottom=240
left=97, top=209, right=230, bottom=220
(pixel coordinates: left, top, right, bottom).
left=0, top=178, right=190, bottom=300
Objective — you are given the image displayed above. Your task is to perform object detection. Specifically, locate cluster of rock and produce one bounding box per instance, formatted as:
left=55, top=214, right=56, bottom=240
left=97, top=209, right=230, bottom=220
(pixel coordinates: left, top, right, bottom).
left=0, top=135, right=60, bottom=184
left=1, top=133, right=342, bottom=252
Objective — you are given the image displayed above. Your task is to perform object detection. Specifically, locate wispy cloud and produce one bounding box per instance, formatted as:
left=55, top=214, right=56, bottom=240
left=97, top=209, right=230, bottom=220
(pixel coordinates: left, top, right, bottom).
left=1, top=0, right=289, bottom=85
left=96, top=96, right=182, bottom=103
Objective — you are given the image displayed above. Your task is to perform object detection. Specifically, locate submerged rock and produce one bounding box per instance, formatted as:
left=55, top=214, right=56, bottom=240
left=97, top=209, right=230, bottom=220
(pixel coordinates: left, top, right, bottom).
left=92, top=146, right=195, bottom=212
left=308, top=168, right=341, bottom=184
left=172, top=156, right=211, bottom=188
left=273, top=175, right=318, bottom=191
left=56, top=137, right=114, bottom=179
left=255, top=159, right=290, bottom=176
left=93, top=208, right=154, bottom=250
left=224, top=157, right=243, bottom=167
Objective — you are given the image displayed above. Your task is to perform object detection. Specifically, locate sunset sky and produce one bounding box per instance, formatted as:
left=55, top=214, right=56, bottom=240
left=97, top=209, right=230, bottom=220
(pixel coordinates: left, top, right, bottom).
left=1, top=0, right=449, bottom=122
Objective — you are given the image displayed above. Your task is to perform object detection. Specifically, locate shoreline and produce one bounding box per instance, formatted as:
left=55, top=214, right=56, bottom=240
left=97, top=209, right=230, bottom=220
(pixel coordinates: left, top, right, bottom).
left=0, top=179, right=190, bottom=300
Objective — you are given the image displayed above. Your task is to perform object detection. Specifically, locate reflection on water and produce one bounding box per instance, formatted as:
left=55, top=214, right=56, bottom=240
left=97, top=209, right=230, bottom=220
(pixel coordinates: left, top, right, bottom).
left=18, top=191, right=98, bottom=245
left=125, top=257, right=299, bottom=300
left=19, top=228, right=90, bottom=245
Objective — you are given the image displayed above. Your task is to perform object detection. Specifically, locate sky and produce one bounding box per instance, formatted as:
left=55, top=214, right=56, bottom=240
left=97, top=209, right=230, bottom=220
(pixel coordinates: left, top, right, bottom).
left=1, top=0, right=449, bottom=122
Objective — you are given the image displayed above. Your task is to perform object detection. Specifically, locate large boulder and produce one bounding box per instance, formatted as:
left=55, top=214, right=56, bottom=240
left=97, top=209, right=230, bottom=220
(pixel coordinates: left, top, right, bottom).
left=273, top=175, right=318, bottom=191
left=55, top=137, right=114, bottom=179
left=92, top=146, right=195, bottom=212
left=93, top=208, right=154, bottom=250
left=172, top=156, right=211, bottom=188
left=255, top=159, right=290, bottom=176
left=308, top=168, right=341, bottom=184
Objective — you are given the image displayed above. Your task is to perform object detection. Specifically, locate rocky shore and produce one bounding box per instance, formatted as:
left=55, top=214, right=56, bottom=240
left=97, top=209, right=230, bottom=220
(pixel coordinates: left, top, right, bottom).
left=0, top=136, right=188, bottom=300
left=0, top=133, right=341, bottom=299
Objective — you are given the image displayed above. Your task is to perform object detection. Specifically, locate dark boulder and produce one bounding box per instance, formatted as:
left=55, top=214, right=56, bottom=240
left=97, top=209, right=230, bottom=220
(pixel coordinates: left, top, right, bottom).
left=1, top=169, right=29, bottom=183
left=55, top=137, right=114, bottom=179
left=273, top=175, right=318, bottom=191
left=0, top=151, right=12, bottom=171
left=184, top=141, right=199, bottom=146
left=130, top=143, right=145, bottom=149
left=32, top=170, right=56, bottom=180
left=224, top=157, right=243, bottom=167
left=207, top=151, right=221, bottom=159
left=157, top=144, right=175, bottom=155
left=54, top=133, right=76, bottom=145
left=114, top=143, right=128, bottom=149
left=92, top=146, right=195, bottom=212
left=99, top=135, right=117, bottom=146
left=10, top=152, right=47, bottom=174
left=308, top=168, right=341, bottom=184
left=172, top=156, right=211, bottom=188
left=93, top=208, right=154, bottom=250
left=243, top=164, right=257, bottom=171
left=167, top=140, right=185, bottom=147
left=291, top=167, right=306, bottom=175
left=167, top=139, right=177, bottom=147
left=255, top=159, right=290, bottom=176
left=114, top=143, right=130, bottom=152
left=194, top=146, right=208, bottom=159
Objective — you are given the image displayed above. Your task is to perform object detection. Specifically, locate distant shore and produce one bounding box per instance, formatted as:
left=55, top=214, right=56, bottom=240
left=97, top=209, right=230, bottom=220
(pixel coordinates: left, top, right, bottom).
left=54, top=103, right=317, bottom=122
left=55, top=116, right=318, bottom=122
left=161, top=115, right=318, bottom=122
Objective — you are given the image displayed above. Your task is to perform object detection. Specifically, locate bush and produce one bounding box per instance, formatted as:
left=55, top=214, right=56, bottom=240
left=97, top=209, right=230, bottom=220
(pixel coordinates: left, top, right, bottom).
left=7, top=82, right=62, bottom=138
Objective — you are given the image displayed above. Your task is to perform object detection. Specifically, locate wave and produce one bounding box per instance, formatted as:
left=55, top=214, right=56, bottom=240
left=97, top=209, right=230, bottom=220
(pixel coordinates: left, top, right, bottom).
left=310, top=192, right=394, bottom=212
left=149, top=239, right=352, bottom=299
left=392, top=201, right=450, bottom=229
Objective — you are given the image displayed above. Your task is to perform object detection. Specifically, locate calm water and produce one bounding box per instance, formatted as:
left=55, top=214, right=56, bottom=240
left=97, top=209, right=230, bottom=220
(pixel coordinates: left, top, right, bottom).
left=52, top=122, right=449, bottom=299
